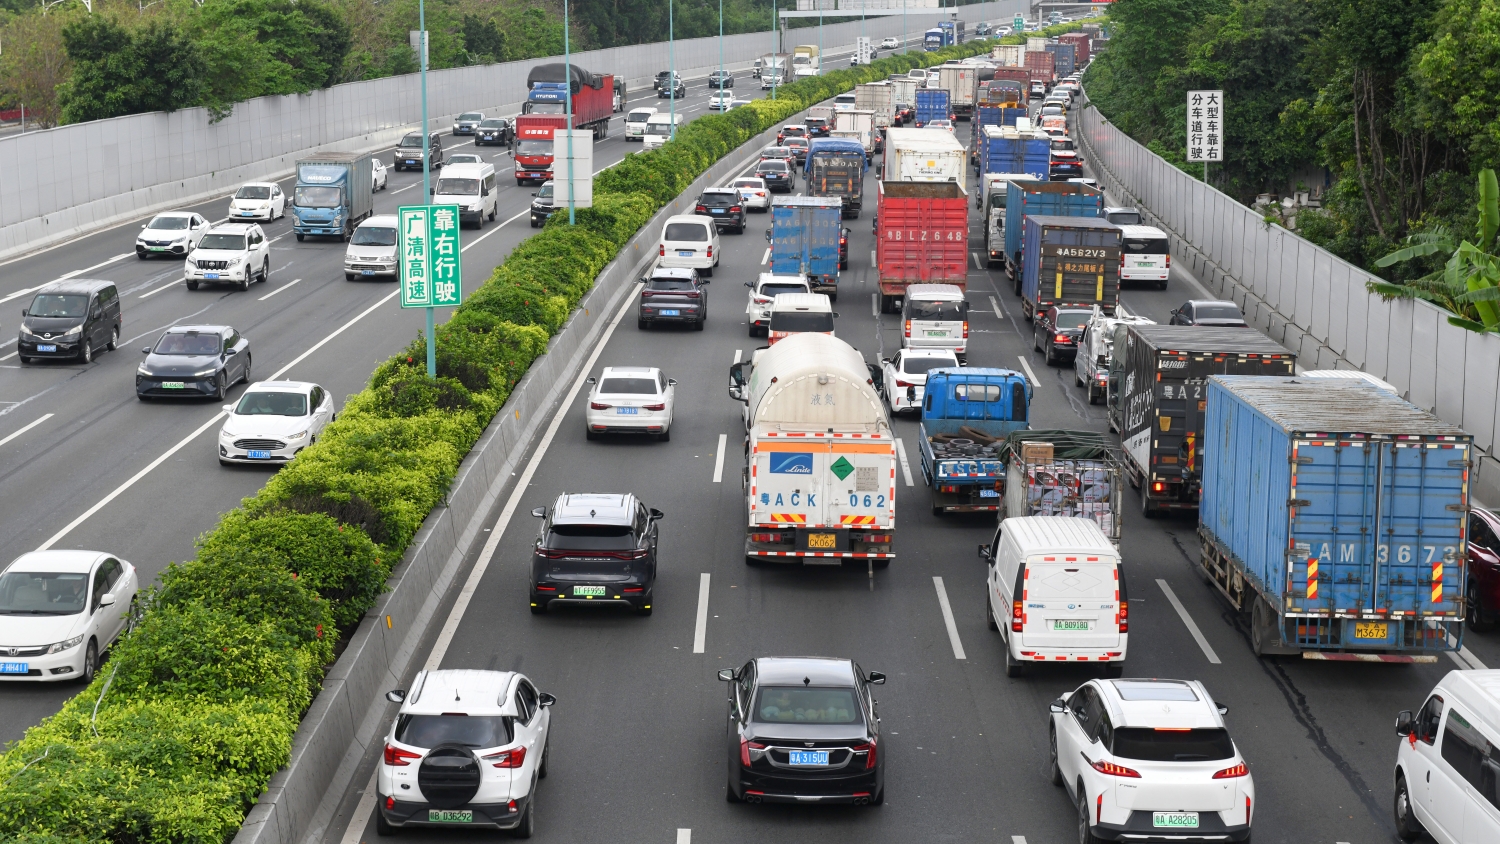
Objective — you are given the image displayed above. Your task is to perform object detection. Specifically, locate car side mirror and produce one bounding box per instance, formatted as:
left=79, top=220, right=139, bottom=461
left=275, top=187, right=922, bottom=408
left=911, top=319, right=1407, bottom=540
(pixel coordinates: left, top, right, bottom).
left=531, top=192, right=538, bottom=197
left=717, top=668, right=736, bottom=682
left=531, top=507, right=546, bottom=518
left=649, top=508, right=665, bottom=520
left=224, top=348, right=237, bottom=356
left=1049, top=698, right=1067, bottom=714
left=99, top=593, right=116, bottom=608
left=637, top=277, right=647, bottom=283
left=429, top=188, right=435, bottom=195
left=1216, top=705, right=1229, bottom=716
left=386, top=689, right=406, bottom=703
left=832, top=312, right=840, bottom=318
left=223, top=404, right=235, bottom=413
left=764, top=229, right=772, bottom=242
left=586, top=377, right=597, bottom=384
left=744, top=280, right=754, bottom=288
left=978, top=544, right=992, bottom=562
left=667, top=379, right=678, bottom=386
left=141, top=347, right=151, bottom=354
left=20, top=309, right=27, bottom=317
left=867, top=671, right=886, bottom=685
left=729, top=385, right=744, bottom=402
left=1395, top=710, right=1414, bottom=737
left=538, top=692, right=557, bottom=707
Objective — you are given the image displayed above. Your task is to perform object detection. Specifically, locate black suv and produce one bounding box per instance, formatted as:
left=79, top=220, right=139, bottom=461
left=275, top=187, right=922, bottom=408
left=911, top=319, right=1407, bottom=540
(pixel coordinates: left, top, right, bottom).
left=755, top=159, right=794, bottom=192
left=804, top=115, right=831, bottom=137
left=695, top=188, right=746, bottom=233
left=707, top=70, right=734, bottom=89
left=530, top=181, right=556, bottom=228
left=656, top=71, right=686, bottom=99
left=636, top=267, right=709, bottom=330
left=475, top=117, right=513, bottom=146
left=530, top=493, right=662, bottom=616
left=1032, top=305, right=1093, bottom=366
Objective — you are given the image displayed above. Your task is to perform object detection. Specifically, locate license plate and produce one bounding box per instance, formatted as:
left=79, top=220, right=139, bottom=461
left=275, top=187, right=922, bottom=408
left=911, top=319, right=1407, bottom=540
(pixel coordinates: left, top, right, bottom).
left=712, top=209, right=724, bottom=214
left=428, top=809, right=472, bottom=823
left=925, top=330, right=947, bottom=336
left=406, top=160, right=417, bottom=165
left=0, top=662, right=27, bottom=674
left=240, top=211, right=255, bottom=216
left=1053, top=619, right=1092, bottom=631
left=979, top=489, right=999, bottom=498
left=661, top=309, right=680, bottom=316
left=161, top=382, right=185, bottom=389
left=678, top=251, right=694, bottom=257
left=205, top=273, right=219, bottom=280
left=362, top=270, right=374, bottom=276
left=1136, top=262, right=1155, bottom=267
left=36, top=344, right=56, bottom=353
left=616, top=407, right=639, bottom=415
left=788, top=750, right=829, bottom=766
left=1152, top=812, right=1199, bottom=829
left=573, top=585, right=607, bottom=597
left=1354, top=621, right=1389, bottom=639
left=806, top=532, right=838, bottom=550
left=247, top=450, right=272, bottom=460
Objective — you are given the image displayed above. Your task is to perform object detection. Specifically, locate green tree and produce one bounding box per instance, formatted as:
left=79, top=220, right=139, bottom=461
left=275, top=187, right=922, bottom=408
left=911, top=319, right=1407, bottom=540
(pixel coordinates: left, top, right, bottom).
left=1374, top=169, right=1500, bottom=333
left=59, top=15, right=206, bottom=124
left=461, top=13, right=505, bottom=63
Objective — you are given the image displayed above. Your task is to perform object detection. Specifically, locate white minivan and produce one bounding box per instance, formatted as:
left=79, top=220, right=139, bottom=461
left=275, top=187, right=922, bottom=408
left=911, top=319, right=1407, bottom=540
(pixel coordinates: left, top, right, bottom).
left=1393, top=670, right=1500, bottom=844
left=625, top=107, right=658, bottom=141
left=643, top=113, right=683, bottom=150
left=1118, top=224, right=1171, bottom=289
left=433, top=162, right=498, bottom=228
left=658, top=215, right=720, bottom=276
left=979, top=516, right=1127, bottom=678
left=344, top=214, right=399, bottom=280
left=902, top=283, right=968, bottom=360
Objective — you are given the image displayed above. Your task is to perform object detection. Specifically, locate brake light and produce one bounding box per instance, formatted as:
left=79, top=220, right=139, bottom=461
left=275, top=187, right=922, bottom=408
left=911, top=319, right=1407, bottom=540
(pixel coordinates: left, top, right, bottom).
left=659, top=244, right=665, bottom=257
left=1091, top=759, right=1141, bottom=778
left=894, top=379, right=915, bottom=388
left=1152, top=482, right=1165, bottom=492
left=1011, top=600, right=1024, bottom=632
left=624, top=586, right=644, bottom=593
left=482, top=747, right=526, bottom=768
left=707, top=246, right=713, bottom=259
left=590, top=402, right=612, bottom=410
left=1213, top=762, right=1249, bottom=779
left=643, top=403, right=666, bottom=411
left=740, top=737, right=766, bottom=766
left=384, top=744, right=420, bottom=766
left=731, top=206, right=742, bottom=213
left=1118, top=596, right=1129, bottom=633
left=904, top=319, right=911, bottom=338
left=756, top=192, right=765, bottom=197
left=750, top=532, right=782, bottom=543
left=1166, top=253, right=1171, bottom=269
left=535, top=585, right=556, bottom=591
left=1055, top=334, right=1069, bottom=343
left=695, top=204, right=708, bottom=213
left=962, top=322, right=969, bottom=339
left=852, top=740, right=878, bottom=769
left=861, top=533, right=892, bottom=544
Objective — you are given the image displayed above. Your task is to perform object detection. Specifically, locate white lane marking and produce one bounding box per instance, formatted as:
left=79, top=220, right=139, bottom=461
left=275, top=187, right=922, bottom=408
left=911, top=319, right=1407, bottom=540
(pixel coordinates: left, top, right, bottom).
left=4, top=250, right=137, bottom=303
left=0, top=352, right=15, bottom=362
left=731, top=349, right=741, bottom=365
left=37, top=288, right=401, bottom=552
left=460, top=209, right=528, bottom=253
left=895, top=437, right=914, bottom=487
left=933, top=576, right=967, bottom=660
left=390, top=182, right=419, bottom=194
left=1155, top=579, right=1222, bottom=664
left=760, top=247, right=770, bottom=266
left=1016, top=355, right=1040, bottom=387
left=137, top=277, right=182, bottom=299
left=1013, top=837, right=1028, bottom=844
left=0, top=286, right=43, bottom=305
left=713, top=434, right=727, bottom=483
left=0, top=414, right=53, bottom=449
left=693, top=573, right=712, bottom=653
left=990, top=295, right=1005, bottom=319
left=257, top=278, right=304, bottom=301
left=972, top=251, right=982, bottom=270
left=677, top=831, right=691, bottom=844
left=1444, top=630, right=1489, bottom=670
left=870, top=292, right=879, bottom=317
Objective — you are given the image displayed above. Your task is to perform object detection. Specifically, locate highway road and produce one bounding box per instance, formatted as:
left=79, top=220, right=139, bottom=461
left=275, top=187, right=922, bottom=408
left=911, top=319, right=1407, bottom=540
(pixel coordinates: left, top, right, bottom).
left=318, top=104, right=1500, bottom=844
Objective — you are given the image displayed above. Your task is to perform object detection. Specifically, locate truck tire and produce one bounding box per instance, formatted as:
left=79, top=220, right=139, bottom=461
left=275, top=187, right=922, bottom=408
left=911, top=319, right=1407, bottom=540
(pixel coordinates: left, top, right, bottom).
left=1004, top=644, right=1026, bottom=677
left=1140, top=490, right=1157, bottom=519
left=295, top=233, right=305, bottom=242
left=1251, top=598, right=1280, bottom=657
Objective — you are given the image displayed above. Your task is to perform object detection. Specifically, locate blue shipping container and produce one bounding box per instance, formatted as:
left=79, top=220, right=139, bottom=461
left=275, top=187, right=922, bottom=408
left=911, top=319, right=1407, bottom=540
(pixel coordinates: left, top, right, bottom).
left=1200, top=376, right=1470, bottom=657
left=1044, top=43, right=1077, bottom=76
left=1003, top=180, right=1102, bottom=271
left=769, top=196, right=843, bottom=294
left=977, top=126, right=1051, bottom=182
left=915, top=89, right=950, bottom=126
left=970, top=107, right=1029, bottom=149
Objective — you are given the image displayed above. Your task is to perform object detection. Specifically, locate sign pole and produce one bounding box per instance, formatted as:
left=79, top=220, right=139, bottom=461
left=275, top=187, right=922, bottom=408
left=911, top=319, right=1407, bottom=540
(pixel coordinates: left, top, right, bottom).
left=771, top=0, right=777, bottom=100
left=565, top=0, right=575, bottom=225
left=418, top=0, right=435, bottom=377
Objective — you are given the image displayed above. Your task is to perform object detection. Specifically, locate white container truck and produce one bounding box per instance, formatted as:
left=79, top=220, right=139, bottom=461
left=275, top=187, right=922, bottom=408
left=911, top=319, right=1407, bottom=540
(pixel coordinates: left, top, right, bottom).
left=855, top=82, right=896, bottom=132
left=727, top=333, right=896, bottom=567
left=935, top=65, right=979, bottom=119
left=833, top=109, right=876, bottom=160
left=881, top=127, right=966, bottom=182
left=992, top=44, right=1025, bottom=67
left=793, top=44, right=821, bottom=79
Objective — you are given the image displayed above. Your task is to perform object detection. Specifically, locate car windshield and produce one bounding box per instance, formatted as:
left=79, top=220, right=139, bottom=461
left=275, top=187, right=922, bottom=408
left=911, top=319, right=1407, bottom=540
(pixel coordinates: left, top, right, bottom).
left=1196, top=305, right=1244, bottom=320
left=294, top=186, right=341, bottom=208
left=700, top=193, right=737, bottom=207
left=544, top=523, right=637, bottom=551
left=599, top=377, right=659, bottom=394
left=516, top=139, right=552, bottom=156
left=806, top=118, right=828, bottom=127
left=353, top=225, right=397, bottom=246
left=448, top=155, right=481, bottom=165
left=147, top=215, right=192, bottom=230
left=783, top=127, right=806, bottom=137
left=1054, top=311, right=1092, bottom=330
left=758, top=284, right=807, bottom=298
left=629, top=110, right=655, bottom=123
left=536, top=184, right=555, bottom=199
left=198, top=233, right=246, bottom=250
left=754, top=687, right=862, bottom=724
left=437, top=178, right=480, bottom=195
left=769, top=312, right=834, bottom=332
left=733, top=179, right=763, bottom=189
left=395, top=715, right=513, bottom=749
left=648, top=279, right=696, bottom=291
left=909, top=300, right=966, bottom=320
left=235, top=391, right=308, bottom=416
left=664, top=223, right=708, bottom=242
left=902, top=356, right=956, bottom=374
left=1106, top=210, right=1142, bottom=225
left=459, top=112, right=482, bottom=121
left=786, top=139, right=808, bottom=149
left=0, top=571, right=89, bottom=615
left=27, top=294, right=88, bottom=318
left=479, top=119, right=507, bottom=128
left=153, top=333, right=221, bottom=355
left=1051, top=139, right=1076, bottom=152
left=235, top=185, right=271, bottom=200
left=1110, top=728, right=1235, bottom=762
left=398, top=134, right=425, bottom=148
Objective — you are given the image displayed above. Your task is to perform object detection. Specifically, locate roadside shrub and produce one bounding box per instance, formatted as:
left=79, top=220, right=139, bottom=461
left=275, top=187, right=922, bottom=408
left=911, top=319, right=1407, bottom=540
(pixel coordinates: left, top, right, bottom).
left=156, top=550, right=336, bottom=645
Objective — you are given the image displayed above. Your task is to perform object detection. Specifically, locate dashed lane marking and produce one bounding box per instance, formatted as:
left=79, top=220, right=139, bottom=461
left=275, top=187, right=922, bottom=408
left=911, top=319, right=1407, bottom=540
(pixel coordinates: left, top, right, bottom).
left=257, top=278, right=304, bottom=301
left=1016, top=355, right=1040, bottom=387
left=990, top=295, right=1004, bottom=319
left=693, top=574, right=711, bottom=653
left=895, top=437, right=914, bottom=487
left=0, top=414, right=53, bottom=446
left=933, top=576, right=967, bottom=659
left=713, top=434, right=727, bottom=484
left=760, top=247, right=770, bottom=266
left=1156, top=578, right=1223, bottom=664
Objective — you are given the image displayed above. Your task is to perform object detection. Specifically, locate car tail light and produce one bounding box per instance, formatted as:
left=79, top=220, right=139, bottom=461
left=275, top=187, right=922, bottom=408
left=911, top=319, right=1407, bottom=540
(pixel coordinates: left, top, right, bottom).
left=695, top=204, right=708, bottom=213
left=590, top=402, right=612, bottom=410
left=624, top=586, right=644, bottom=593
left=756, top=191, right=765, bottom=197
left=1011, top=600, right=1024, bottom=632
left=483, top=747, right=526, bottom=768
left=535, top=585, right=556, bottom=591
left=643, top=403, right=666, bottom=411
left=384, top=744, right=420, bottom=767
left=963, top=322, right=969, bottom=339
left=1166, top=253, right=1172, bottom=269
left=852, top=740, right=878, bottom=769
left=1118, top=596, right=1129, bottom=633
left=731, top=206, right=742, bottom=213
left=706, top=246, right=713, bottom=259
left=740, top=737, right=766, bottom=766
left=904, top=319, right=911, bottom=338
left=894, top=379, right=915, bottom=388
left=1091, top=759, right=1141, bottom=778
left=1055, top=334, right=1069, bottom=343
left=658, top=244, right=665, bottom=257
left=1213, top=762, right=1249, bottom=779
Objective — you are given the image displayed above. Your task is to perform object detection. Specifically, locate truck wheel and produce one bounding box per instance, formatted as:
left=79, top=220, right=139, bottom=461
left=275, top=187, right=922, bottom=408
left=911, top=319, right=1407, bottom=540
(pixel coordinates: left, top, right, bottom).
left=1004, top=645, right=1026, bottom=677
left=1251, top=599, right=1280, bottom=657
left=295, top=233, right=305, bottom=242
left=1140, top=491, right=1157, bottom=519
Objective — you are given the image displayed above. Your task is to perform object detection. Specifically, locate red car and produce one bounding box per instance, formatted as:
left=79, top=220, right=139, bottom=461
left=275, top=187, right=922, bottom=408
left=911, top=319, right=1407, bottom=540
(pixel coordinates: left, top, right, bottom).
left=1467, top=507, right=1500, bottom=631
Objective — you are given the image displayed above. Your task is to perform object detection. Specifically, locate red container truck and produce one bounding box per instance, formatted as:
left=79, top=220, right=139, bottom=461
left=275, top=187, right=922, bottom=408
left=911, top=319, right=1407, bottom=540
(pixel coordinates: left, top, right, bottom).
left=982, top=69, right=1033, bottom=107
left=1058, top=33, right=1091, bottom=67
left=514, top=67, right=615, bottom=186
left=1024, top=50, right=1056, bottom=86
left=513, top=114, right=569, bottom=186
left=874, top=181, right=969, bottom=312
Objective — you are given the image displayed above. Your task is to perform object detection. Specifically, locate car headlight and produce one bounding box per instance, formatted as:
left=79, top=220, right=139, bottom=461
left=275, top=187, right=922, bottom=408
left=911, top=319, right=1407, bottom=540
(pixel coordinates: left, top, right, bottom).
left=227, top=257, right=242, bottom=266
left=137, top=363, right=152, bottom=376
left=286, top=429, right=309, bottom=441
left=58, top=326, right=82, bottom=340
left=173, top=236, right=188, bottom=244
left=193, top=367, right=218, bottom=378
left=185, top=258, right=196, bottom=268
left=20, top=325, right=38, bottom=338
left=46, top=634, right=85, bottom=655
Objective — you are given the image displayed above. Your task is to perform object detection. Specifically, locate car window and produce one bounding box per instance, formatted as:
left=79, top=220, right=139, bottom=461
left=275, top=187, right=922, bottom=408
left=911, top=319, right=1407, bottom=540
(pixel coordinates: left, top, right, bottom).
left=514, top=691, right=533, bottom=725
left=908, top=300, right=965, bottom=320
left=664, top=223, right=709, bottom=242
left=1472, top=514, right=1498, bottom=552
left=753, top=686, right=863, bottom=724
left=1439, top=707, right=1500, bottom=810
left=1106, top=210, right=1142, bottom=225
left=759, top=283, right=807, bottom=298
left=1055, top=311, right=1091, bottom=330
left=1196, top=304, right=1243, bottom=320
left=599, top=377, right=658, bottom=394
left=1124, top=237, right=1170, bottom=255
left=395, top=714, right=513, bottom=749
left=198, top=233, right=247, bottom=250
left=700, top=193, right=737, bottom=207
left=0, top=570, right=88, bottom=615
left=759, top=162, right=788, bottom=173
left=1110, top=727, right=1235, bottom=761
left=153, top=333, right=221, bottom=355
left=28, top=293, right=88, bottom=318
left=479, top=119, right=507, bottom=128
left=223, top=330, right=238, bottom=352
left=902, top=356, right=955, bottom=375
left=353, top=225, right=397, bottom=247
left=236, top=185, right=272, bottom=199
left=733, top=179, right=762, bottom=189
left=954, top=384, right=1001, bottom=402
left=147, top=215, right=192, bottom=230
left=437, top=178, right=480, bottom=195
left=543, top=523, right=636, bottom=551
left=236, top=391, right=308, bottom=416
left=91, top=564, right=111, bottom=609
left=398, top=134, right=424, bottom=148
left=311, top=387, right=324, bottom=409
left=647, top=278, right=696, bottom=291
left=769, top=311, right=835, bottom=333
left=1416, top=694, right=1444, bottom=745
left=459, top=112, right=483, bottom=121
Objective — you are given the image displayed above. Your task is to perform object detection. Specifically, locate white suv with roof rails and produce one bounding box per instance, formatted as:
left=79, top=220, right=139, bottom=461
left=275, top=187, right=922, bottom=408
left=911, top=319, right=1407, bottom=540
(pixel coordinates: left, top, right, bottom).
left=184, top=222, right=271, bottom=291
left=1050, top=678, right=1254, bottom=843
left=378, top=669, right=555, bottom=837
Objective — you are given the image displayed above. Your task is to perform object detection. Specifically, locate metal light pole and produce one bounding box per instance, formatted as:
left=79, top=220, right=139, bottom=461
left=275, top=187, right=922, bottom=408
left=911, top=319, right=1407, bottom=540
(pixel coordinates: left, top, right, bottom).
left=669, top=0, right=676, bottom=136
left=564, top=0, right=575, bottom=225
left=419, top=0, right=435, bottom=377
left=718, top=0, right=723, bottom=103
left=771, top=0, right=778, bottom=100
left=818, top=8, right=822, bottom=76
left=903, top=0, right=908, bottom=56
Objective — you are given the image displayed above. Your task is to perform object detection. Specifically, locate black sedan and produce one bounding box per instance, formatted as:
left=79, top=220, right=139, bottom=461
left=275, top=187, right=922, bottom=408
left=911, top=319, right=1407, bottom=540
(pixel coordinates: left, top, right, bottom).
left=474, top=117, right=513, bottom=146
left=707, top=70, right=734, bottom=89
left=720, top=657, right=886, bottom=805
left=1031, top=305, right=1092, bottom=366
left=695, top=188, right=746, bottom=234
left=529, top=492, right=661, bottom=615
left=136, top=324, right=251, bottom=401
left=1170, top=299, right=1249, bottom=327
left=755, top=160, right=794, bottom=193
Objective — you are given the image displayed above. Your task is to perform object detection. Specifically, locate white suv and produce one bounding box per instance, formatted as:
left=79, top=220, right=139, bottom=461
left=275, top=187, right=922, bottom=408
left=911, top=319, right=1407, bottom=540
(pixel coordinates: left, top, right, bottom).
left=185, top=223, right=271, bottom=291
left=378, top=669, right=554, bottom=837
left=1050, top=678, right=1253, bottom=842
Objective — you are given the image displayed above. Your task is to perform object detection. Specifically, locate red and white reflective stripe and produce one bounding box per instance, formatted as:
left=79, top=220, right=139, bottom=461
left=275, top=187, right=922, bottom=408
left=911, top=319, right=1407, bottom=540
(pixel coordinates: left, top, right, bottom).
left=1301, top=652, right=1436, bottom=664
left=747, top=551, right=897, bottom=558
left=1028, top=654, right=1115, bottom=661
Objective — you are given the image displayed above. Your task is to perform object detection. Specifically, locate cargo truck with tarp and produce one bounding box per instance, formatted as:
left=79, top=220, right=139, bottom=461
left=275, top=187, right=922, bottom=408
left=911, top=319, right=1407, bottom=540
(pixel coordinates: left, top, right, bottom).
left=998, top=430, right=1125, bottom=547
left=1199, top=375, right=1470, bottom=661
left=803, top=139, right=867, bottom=218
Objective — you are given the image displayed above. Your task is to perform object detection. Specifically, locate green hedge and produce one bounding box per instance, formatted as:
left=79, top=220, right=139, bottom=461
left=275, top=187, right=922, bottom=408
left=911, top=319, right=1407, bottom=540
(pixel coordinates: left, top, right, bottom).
left=0, top=33, right=1016, bottom=844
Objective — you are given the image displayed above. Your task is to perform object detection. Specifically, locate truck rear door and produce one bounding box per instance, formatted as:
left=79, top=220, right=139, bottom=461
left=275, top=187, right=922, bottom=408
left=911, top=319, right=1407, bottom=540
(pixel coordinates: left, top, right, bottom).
left=1022, top=554, right=1123, bottom=651
left=751, top=439, right=895, bottom=531
left=1153, top=353, right=1294, bottom=485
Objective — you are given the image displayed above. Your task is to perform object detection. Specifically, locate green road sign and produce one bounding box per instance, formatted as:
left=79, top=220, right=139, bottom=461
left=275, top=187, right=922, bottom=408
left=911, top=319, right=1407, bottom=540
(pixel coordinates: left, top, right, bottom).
left=399, top=204, right=462, bottom=308
left=1014, top=14, right=1025, bottom=33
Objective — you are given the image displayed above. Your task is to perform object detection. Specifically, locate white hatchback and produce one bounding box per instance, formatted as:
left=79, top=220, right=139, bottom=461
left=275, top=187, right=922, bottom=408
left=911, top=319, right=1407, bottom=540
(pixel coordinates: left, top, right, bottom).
left=378, top=669, right=555, bottom=837
left=585, top=366, right=676, bottom=441
left=731, top=177, right=770, bottom=212
left=709, top=91, right=735, bottom=111
left=657, top=215, right=720, bottom=276
left=218, top=380, right=336, bottom=465
left=1050, top=678, right=1253, bottom=843
left=0, top=550, right=138, bottom=683
left=229, top=182, right=285, bottom=221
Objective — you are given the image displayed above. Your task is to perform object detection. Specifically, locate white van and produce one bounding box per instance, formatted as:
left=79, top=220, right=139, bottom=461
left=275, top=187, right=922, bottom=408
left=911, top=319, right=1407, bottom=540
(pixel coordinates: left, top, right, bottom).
left=432, top=162, right=497, bottom=228
left=902, top=283, right=968, bottom=360
left=643, top=113, right=683, bottom=150
left=767, top=292, right=834, bottom=346
left=833, top=93, right=857, bottom=112
left=1393, top=670, right=1500, bottom=844
left=344, top=214, right=399, bottom=281
left=979, top=516, right=1127, bottom=678
left=1118, top=224, right=1170, bottom=289
left=658, top=215, right=720, bottom=276
left=745, top=273, right=811, bottom=337
left=625, top=107, right=658, bottom=141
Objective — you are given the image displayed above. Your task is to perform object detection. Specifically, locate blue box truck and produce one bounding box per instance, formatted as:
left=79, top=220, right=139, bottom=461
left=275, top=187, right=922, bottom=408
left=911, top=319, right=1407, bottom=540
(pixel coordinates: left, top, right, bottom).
left=1045, top=42, right=1077, bottom=77
left=914, top=89, right=951, bottom=127
left=292, top=153, right=374, bottom=241
left=917, top=368, right=1031, bottom=514
left=767, top=196, right=843, bottom=298
left=976, top=125, right=1051, bottom=181
left=1199, top=375, right=1471, bottom=661
left=1003, top=180, right=1102, bottom=278
left=1018, top=215, right=1123, bottom=320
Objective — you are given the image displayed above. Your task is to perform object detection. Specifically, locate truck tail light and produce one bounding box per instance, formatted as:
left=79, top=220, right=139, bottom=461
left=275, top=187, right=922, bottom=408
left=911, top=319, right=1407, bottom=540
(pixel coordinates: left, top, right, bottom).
left=1011, top=600, right=1024, bottom=632
left=1152, top=482, right=1164, bottom=492
left=963, top=322, right=969, bottom=339
left=1118, top=598, right=1129, bottom=633
left=904, top=319, right=911, bottom=338
left=750, top=532, right=782, bottom=543
left=861, top=533, right=892, bottom=544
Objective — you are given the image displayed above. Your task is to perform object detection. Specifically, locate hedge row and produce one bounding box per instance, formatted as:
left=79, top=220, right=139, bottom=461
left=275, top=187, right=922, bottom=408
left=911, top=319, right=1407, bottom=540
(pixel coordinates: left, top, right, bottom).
left=0, top=28, right=1064, bottom=843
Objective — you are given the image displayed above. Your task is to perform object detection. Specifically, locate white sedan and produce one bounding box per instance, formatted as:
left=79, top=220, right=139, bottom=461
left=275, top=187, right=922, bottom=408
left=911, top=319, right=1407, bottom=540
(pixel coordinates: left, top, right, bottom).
left=229, top=182, right=286, bottom=221
left=709, top=91, right=735, bottom=111
left=218, top=380, right=336, bottom=465
left=585, top=366, right=676, bottom=441
left=880, top=348, right=958, bottom=415
left=372, top=158, right=389, bottom=192
left=881, top=36, right=900, bottom=49
left=731, top=176, right=770, bottom=212
left=0, top=550, right=138, bottom=683
left=135, top=211, right=209, bottom=259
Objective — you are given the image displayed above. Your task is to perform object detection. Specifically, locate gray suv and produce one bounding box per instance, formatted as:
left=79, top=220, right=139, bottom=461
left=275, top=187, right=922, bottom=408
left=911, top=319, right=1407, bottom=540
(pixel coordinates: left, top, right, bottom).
left=529, top=493, right=663, bottom=616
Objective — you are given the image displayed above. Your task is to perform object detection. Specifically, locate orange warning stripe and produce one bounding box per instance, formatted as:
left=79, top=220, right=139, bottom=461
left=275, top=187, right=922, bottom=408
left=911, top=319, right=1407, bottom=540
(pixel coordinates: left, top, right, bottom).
left=1432, top=560, right=1443, bottom=603
left=840, top=515, right=877, bottom=525
left=1306, top=558, right=1318, bottom=601
left=768, top=513, right=807, bottom=524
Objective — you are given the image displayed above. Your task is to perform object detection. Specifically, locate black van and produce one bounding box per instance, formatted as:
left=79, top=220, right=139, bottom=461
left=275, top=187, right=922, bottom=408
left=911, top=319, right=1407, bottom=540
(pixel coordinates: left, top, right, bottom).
left=17, top=279, right=122, bottom=364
